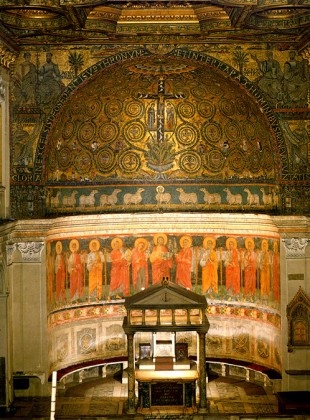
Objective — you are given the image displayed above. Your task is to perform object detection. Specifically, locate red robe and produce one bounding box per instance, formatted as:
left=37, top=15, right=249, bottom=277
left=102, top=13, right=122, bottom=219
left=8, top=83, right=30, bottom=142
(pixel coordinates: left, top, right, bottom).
left=131, top=248, right=149, bottom=292
left=175, top=247, right=192, bottom=289
left=150, top=245, right=172, bottom=284
left=225, top=248, right=240, bottom=295
left=110, top=249, right=130, bottom=296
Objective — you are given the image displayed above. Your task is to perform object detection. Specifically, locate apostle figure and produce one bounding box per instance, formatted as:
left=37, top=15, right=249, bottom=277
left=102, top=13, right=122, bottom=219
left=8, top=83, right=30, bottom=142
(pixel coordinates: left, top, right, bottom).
left=150, top=233, right=173, bottom=284
left=131, top=237, right=149, bottom=292
left=55, top=241, right=66, bottom=303
left=272, top=241, right=280, bottom=302
left=175, top=235, right=193, bottom=290
left=87, top=239, right=104, bottom=301
left=47, top=242, right=54, bottom=306
left=224, top=237, right=240, bottom=296
left=243, top=237, right=257, bottom=299
left=200, top=237, right=218, bottom=296
left=108, top=237, right=131, bottom=300
left=68, top=239, right=84, bottom=302
left=259, top=239, right=271, bottom=300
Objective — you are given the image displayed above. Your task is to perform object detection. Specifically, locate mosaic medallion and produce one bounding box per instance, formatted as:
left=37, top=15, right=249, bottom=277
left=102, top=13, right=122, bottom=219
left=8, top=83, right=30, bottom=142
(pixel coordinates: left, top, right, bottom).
left=224, top=121, right=241, bottom=142
left=78, top=121, right=96, bottom=145
left=197, top=100, right=216, bottom=120
left=96, top=147, right=116, bottom=173
left=125, top=100, right=144, bottom=118
left=179, top=151, right=201, bottom=173
left=62, top=119, right=76, bottom=140
left=85, top=97, right=102, bottom=118
left=176, top=123, right=199, bottom=147
left=235, top=97, right=249, bottom=115
left=228, top=149, right=246, bottom=173
left=71, top=99, right=85, bottom=115
left=119, top=150, right=141, bottom=173
left=205, top=82, right=224, bottom=96
left=105, top=99, right=123, bottom=118
left=74, top=150, right=93, bottom=175
left=57, top=146, right=72, bottom=170
left=123, top=121, right=146, bottom=143
left=243, top=120, right=256, bottom=140
left=190, top=85, right=208, bottom=99
left=203, top=122, right=222, bottom=145
left=178, top=101, right=195, bottom=119
left=219, top=98, right=236, bottom=117
left=204, top=149, right=225, bottom=172
left=99, top=122, right=119, bottom=145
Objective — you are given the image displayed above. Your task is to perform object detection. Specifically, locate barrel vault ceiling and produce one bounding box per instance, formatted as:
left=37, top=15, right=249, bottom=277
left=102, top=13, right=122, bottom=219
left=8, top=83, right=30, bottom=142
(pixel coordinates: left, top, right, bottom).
left=0, top=1, right=309, bottom=52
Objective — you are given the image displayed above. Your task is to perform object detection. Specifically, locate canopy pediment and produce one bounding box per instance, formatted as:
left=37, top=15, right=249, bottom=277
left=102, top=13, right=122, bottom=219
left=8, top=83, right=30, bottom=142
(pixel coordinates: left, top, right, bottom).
left=124, top=279, right=207, bottom=310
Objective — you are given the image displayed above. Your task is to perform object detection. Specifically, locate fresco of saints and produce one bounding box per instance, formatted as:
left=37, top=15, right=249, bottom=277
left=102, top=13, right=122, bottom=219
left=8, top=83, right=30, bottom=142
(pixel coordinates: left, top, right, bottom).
left=259, top=239, right=271, bottom=300
left=224, top=237, right=240, bottom=296
left=243, top=237, right=257, bottom=299
left=47, top=242, right=54, bottom=306
left=55, top=241, right=66, bottom=303
left=175, top=235, right=193, bottom=290
left=272, top=241, right=280, bottom=302
left=87, top=239, right=104, bottom=301
left=131, top=237, right=149, bottom=292
left=200, top=237, right=218, bottom=295
left=150, top=233, right=173, bottom=284
left=108, top=237, right=131, bottom=300
left=68, top=239, right=84, bottom=302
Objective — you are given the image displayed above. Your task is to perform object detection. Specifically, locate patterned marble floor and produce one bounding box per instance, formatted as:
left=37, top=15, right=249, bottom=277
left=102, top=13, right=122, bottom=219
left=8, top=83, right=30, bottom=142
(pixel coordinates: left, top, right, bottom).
left=1, top=374, right=279, bottom=419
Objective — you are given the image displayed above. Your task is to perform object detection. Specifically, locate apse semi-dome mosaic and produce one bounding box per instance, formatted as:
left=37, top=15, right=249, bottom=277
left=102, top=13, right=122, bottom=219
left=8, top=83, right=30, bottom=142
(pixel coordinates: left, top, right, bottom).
left=46, top=54, right=280, bottom=214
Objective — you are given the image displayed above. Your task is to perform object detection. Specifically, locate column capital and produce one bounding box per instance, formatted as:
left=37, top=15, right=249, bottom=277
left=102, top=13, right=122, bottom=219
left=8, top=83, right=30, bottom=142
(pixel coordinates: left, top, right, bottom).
left=6, top=241, right=44, bottom=264
left=282, top=238, right=309, bottom=258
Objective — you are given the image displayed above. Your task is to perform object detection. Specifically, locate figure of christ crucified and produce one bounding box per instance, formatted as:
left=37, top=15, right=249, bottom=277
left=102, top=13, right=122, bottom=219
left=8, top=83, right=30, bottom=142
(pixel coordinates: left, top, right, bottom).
left=138, top=77, right=185, bottom=143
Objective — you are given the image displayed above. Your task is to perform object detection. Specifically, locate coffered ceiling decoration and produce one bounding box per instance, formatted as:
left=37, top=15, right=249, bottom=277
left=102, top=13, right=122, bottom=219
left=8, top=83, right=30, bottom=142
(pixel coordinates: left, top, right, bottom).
left=0, top=1, right=309, bottom=50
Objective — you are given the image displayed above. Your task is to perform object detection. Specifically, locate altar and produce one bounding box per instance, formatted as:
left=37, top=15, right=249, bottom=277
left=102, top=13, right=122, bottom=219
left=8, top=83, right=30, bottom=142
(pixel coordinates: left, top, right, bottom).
left=122, top=278, right=210, bottom=414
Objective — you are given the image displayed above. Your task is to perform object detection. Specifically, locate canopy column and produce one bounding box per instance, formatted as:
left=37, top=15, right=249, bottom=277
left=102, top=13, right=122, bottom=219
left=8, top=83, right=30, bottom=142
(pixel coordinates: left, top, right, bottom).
left=127, top=332, right=136, bottom=414
left=198, top=331, right=207, bottom=413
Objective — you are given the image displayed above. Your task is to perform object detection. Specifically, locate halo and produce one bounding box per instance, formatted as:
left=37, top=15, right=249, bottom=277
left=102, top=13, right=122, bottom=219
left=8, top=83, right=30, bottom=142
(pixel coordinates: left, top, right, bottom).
left=203, top=236, right=216, bottom=249
left=179, top=235, right=192, bottom=248
left=226, top=237, right=237, bottom=249
left=261, top=239, right=269, bottom=250
left=153, top=233, right=167, bottom=245
left=134, top=237, right=148, bottom=251
left=245, top=237, right=254, bottom=249
left=89, top=239, right=100, bottom=251
left=55, top=241, right=62, bottom=254
left=111, top=237, right=123, bottom=249
left=69, top=239, right=80, bottom=252
left=156, top=185, right=165, bottom=193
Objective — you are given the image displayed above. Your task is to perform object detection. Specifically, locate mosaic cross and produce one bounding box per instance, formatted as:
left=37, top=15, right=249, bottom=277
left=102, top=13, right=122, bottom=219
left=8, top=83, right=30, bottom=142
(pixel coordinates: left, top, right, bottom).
left=138, top=77, right=185, bottom=143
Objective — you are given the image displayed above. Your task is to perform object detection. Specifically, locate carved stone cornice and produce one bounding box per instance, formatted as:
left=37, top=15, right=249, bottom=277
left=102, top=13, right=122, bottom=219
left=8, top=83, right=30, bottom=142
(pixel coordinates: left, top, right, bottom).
left=282, top=238, right=309, bottom=258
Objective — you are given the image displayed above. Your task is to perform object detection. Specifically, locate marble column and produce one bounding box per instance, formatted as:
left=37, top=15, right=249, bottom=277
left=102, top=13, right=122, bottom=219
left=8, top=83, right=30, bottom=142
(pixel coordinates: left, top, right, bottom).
left=127, top=333, right=136, bottom=414
left=198, top=332, right=207, bottom=413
